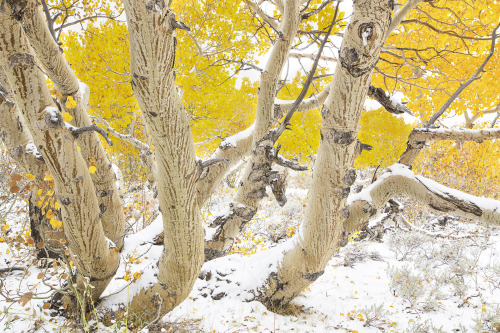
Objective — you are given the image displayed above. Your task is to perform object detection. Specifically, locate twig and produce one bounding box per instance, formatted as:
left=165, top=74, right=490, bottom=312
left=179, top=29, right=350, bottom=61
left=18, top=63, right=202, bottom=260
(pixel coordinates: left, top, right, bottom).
left=67, top=123, right=113, bottom=146
left=425, top=22, right=500, bottom=127
left=0, top=266, right=25, bottom=273
left=273, top=0, right=341, bottom=141
left=142, top=294, right=163, bottom=331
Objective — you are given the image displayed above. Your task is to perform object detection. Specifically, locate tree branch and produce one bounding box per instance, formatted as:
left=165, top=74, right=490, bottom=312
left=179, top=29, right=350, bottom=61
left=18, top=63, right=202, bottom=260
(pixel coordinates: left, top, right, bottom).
left=425, top=22, right=500, bottom=127
left=344, top=164, right=500, bottom=232
left=368, top=85, right=412, bottom=115
left=273, top=0, right=341, bottom=141
left=398, top=127, right=500, bottom=165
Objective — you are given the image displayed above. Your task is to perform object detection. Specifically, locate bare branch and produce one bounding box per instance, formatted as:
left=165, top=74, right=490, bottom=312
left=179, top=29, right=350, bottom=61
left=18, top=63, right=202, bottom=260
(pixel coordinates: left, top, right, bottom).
left=491, top=112, right=500, bottom=129
left=425, top=22, right=500, bottom=127
left=273, top=0, right=341, bottom=141
left=368, top=85, right=412, bottom=115
left=245, top=0, right=280, bottom=33
left=400, top=19, right=498, bottom=41
left=0, top=266, right=25, bottom=274
left=66, top=123, right=113, bottom=146
left=387, top=0, right=425, bottom=36
left=288, top=52, right=337, bottom=62
left=301, top=0, right=336, bottom=20
left=274, top=82, right=331, bottom=117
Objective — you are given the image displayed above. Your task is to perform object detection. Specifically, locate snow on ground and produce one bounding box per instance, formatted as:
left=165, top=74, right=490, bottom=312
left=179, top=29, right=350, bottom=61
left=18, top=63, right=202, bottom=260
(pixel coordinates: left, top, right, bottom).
left=0, top=166, right=499, bottom=332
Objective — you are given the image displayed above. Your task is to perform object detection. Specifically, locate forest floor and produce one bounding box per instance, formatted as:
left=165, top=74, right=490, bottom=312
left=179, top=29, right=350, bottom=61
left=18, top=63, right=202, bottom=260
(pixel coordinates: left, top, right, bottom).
left=0, top=164, right=499, bottom=333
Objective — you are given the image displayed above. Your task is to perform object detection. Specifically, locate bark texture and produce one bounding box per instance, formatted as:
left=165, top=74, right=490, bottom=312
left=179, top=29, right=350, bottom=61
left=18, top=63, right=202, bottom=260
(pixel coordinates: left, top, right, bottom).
left=0, top=10, right=119, bottom=299
left=204, top=0, right=302, bottom=260
left=122, top=0, right=204, bottom=317
left=259, top=0, right=394, bottom=307
left=19, top=0, right=126, bottom=249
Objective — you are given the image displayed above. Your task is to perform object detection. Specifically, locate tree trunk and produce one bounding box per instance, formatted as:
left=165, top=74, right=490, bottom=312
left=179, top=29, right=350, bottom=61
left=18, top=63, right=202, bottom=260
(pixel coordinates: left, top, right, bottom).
left=204, top=0, right=302, bottom=260
left=122, top=1, right=204, bottom=317
left=260, top=0, right=395, bottom=307
left=19, top=0, right=126, bottom=250
left=0, top=67, right=64, bottom=261
left=0, top=10, right=119, bottom=300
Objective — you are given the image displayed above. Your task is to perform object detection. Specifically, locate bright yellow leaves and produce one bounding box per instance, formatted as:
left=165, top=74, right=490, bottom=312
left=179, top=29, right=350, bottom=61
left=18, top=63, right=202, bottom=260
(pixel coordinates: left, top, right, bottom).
left=89, top=165, right=97, bottom=174
left=356, top=108, right=414, bottom=168
left=374, top=1, right=500, bottom=122
left=50, top=219, right=63, bottom=229
left=414, top=138, right=500, bottom=199
left=25, top=174, right=35, bottom=181
left=63, top=112, right=73, bottom=122
left=65, top=96, right=77, bottom=109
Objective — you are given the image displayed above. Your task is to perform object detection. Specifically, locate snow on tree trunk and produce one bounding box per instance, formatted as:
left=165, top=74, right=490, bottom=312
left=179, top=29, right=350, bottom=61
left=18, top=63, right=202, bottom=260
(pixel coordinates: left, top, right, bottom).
left=19, top=0, right=126, bottom=250
left=0, top=10, right=119, bottom=300
left=260, top=0, right=395, bottom=307
left=122, top=0, right=204, bottom=317
left=204, top=0, right=301, bottom=260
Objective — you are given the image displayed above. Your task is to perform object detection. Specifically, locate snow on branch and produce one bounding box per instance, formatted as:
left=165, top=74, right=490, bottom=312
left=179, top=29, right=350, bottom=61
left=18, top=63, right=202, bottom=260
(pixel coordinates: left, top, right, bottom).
left=344, top=164, right=500, bottom=233
left=367, top=85, right=412, bottom=115
left=274, top=82, right=331, bottom=117
left=399, top=127, right=500, bottom=165
left=92, top=116, right=151, bottom=153
left=196, top=124, right=255, bottom=205
left=245, top=0, right=280, bottom=33
left=288, top=52, right=337, bottom=63
left=410, top=127, right=500, bottom=143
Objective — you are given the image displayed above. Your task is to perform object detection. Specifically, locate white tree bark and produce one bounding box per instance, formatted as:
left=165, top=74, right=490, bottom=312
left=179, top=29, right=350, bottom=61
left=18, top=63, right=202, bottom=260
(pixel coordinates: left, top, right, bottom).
left=259, top=0, right=395, bottom=307
left=19, top=0, right=126, bottom=250
left=0, top=67, right=45, bottom=178
left=122, top=0, right=204, bottom=317
left=0, top=11, right=119, bottom=299
left=344, top=164, right=500, bottom=233
left=204, top=0, right=302, bottom=260
left=398, top=127, right=500, bottom=166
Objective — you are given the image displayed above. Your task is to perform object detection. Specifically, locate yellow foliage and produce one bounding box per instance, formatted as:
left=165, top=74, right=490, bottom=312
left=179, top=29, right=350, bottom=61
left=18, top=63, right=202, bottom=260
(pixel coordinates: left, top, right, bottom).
left=373, top=0, right=500, bottom=122
left=414, top=127, right=500, bottom=199
left=356, top=108, right=414, bottom=168
left=65, top=96, right=77, bottom=109
left=63, top=112, right=73, bottom=122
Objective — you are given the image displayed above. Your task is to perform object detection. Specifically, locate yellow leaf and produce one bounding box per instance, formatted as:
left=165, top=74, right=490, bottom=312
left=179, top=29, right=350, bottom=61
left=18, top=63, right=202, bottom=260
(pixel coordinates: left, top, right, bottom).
left=54, top=202, right=61, bottom=210
left=25, top=174, right=35, bottom=181
left=46, top=210, right=54, bottom=219
left=65, top=96, right=77, bottom=109
left=37, top=189, right=43, bottom=196
left=89, top=165, right=97, bottom=174
left=123, top=275, right=130, bottom=281
left=63, top=112, right=73, bottom=122
left=133, top=272, right=141, bottom=279
left=49, top=219, right=59, bottom=229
